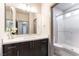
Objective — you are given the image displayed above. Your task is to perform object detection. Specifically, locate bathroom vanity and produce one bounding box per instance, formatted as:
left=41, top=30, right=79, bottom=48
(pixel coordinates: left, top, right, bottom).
left=2, top=35, right=48, bottom=56
left=2, top=3, right=48, bottom=56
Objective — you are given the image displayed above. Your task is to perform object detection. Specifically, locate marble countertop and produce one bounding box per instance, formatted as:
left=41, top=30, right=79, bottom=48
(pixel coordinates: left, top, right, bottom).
left=2, top=34, right=48, bottom=45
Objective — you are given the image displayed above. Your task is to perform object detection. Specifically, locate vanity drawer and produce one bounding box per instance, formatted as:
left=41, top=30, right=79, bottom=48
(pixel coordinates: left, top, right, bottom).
left=3, top=44, right=18, bottom=56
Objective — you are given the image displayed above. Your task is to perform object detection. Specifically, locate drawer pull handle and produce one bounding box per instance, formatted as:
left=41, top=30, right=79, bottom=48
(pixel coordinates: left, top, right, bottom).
left=8, top=46, right=16, bottom=49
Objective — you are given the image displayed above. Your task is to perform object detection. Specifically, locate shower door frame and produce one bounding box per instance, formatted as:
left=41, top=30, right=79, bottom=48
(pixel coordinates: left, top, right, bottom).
left=50, top=3, right=59, bottom=56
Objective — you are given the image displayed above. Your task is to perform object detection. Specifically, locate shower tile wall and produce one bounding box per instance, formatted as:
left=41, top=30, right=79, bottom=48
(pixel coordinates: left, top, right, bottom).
left=64, top=14, right=79, bottom=47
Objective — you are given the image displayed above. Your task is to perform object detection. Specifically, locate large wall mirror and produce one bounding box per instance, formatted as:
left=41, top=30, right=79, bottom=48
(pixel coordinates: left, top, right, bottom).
left=5, top=3, right=41, bottom=35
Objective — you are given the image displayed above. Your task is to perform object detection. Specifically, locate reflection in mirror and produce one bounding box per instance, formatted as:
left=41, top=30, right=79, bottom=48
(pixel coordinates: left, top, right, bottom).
left=5, top=6, right=13, bottom=32
left=5, top=3, right=41, bottom=35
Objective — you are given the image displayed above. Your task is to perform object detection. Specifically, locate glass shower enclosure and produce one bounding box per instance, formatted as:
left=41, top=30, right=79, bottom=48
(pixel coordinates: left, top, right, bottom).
left=52, top=3, right=79, bottom=56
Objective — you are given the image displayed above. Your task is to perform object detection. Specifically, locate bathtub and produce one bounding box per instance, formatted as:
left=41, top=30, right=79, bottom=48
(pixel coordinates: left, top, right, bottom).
left=54, top=43, right=79, bottom=56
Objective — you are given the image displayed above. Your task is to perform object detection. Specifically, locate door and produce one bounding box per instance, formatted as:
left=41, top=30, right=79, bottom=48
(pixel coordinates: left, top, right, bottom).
left=18, top=21, right=29, bottom=34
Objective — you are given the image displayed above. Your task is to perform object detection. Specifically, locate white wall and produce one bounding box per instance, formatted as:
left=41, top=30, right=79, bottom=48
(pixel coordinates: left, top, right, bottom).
left=0, top=3, right=5, bottom=33
left=41, top=4, right=53, bottom=35
left=0, top=3, right=5, bottom=56
left=41, top=3, right=55, bottom=56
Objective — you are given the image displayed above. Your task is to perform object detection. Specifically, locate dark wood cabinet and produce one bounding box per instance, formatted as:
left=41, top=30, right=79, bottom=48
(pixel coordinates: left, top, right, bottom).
left=19, top=42, right=30, bottom=56
left=40, top=39, right=48, bottom=56
left=3, top=39, right=48, bottom=56
left=3, top=44, right=18, bottom=56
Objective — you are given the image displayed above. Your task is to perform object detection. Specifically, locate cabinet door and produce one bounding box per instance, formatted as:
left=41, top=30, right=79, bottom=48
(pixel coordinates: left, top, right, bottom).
left=40, top=39, right=48, bottom=56
left=19, top=42, right=30, bottom=56
left=29, top=39, right=48, bottom=56
left=33, top=40, right=41, bottom=56
left=19, top=41, right=41, bottom=56
left=29, top=41, right=41, bottom=56
left=3, top=44, right=17, bottom=56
